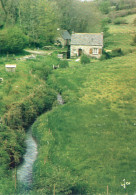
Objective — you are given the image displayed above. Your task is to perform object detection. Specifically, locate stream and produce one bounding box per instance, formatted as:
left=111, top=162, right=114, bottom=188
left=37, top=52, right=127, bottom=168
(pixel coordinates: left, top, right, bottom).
left=16, top=94, right=63, bottom=193
left=17, top=128, right=38, bottom=193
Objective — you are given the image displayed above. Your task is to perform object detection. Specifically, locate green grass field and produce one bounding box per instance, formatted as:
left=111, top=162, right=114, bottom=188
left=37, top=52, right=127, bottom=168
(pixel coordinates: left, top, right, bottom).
left=31, top=14, right=136, bottom=194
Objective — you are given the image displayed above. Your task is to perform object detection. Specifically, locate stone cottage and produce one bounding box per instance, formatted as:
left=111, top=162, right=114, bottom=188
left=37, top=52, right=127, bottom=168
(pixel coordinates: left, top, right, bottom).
left=57, top=30, right=71, bottom=47
left=70, top=32, right=103, bottom=58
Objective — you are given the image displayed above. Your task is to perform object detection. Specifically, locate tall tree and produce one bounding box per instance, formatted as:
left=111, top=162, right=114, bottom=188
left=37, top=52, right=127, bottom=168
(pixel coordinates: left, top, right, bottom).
left=18, top=0, right=58, bottom=46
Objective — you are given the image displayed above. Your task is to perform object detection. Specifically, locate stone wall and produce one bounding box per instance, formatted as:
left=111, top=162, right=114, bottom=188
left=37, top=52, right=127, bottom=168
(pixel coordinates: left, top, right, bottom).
left=71, top=45, right=102, bottom=59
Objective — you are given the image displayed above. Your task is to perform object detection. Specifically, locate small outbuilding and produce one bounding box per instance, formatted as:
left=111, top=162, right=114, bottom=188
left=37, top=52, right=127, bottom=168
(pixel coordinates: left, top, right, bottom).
left=70, top=32, right=103, bottom=58
left=5, top=64, right=16, bottom=72
left=56, top=30, right=71, bottom=47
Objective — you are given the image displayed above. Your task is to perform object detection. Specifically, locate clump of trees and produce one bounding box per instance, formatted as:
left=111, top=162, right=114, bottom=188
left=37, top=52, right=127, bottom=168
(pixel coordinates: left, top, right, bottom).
left=45, top=0, right=102, bottom=33
left=0, top=27, right=28, bottom=53
left=0, top=0, right=58, bottom=51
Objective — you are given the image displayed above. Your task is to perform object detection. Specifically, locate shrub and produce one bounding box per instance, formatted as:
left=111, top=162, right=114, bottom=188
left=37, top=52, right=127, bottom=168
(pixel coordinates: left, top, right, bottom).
left=114, top=17, right=128, bottom=25
left=59, top=60, right=69, bottom=68
left=103, top=17, right=112, bottom=24
left=3, top=85, right=57, bottom=130
left=99, top=1, right=110, bottom=14
left=81, top=54, right=90, bottom=64
left=100, top=49, right=111, bottom=60
left=0, top=27, right=28, bottom=53
left=111, top=48, right=124, bottom=57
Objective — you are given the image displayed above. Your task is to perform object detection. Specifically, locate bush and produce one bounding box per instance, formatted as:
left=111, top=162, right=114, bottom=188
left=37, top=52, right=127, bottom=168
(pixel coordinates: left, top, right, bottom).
left=3, top=85, right=56, bottom=130
left=103, top=17, right=112, bottom=24
left=81, top=54, right=90, bottom=64
left=0, top=27, right=28, bottom=53
left=114, top=17, right=128, bottom=25
left=99, top=1, right=110, bottom=14
left=59, top=60, right=69, bottom=68
left=100, top=49, right=111, bottom=60
left=111, top=48, right=124, bottom=57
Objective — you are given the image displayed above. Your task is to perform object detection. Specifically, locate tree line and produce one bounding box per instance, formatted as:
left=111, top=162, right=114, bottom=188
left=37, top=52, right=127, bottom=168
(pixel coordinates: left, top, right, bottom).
left=0, top=0, right=135, bottom=52
left=0, top=0, right=103, bottom=52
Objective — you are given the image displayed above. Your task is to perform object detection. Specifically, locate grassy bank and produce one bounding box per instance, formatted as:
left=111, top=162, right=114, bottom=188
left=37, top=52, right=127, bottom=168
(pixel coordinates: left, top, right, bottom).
left=31, top=15, right=136, bottom=194
left=0, top=53, right=59, bottom=194
left=32, top=51, right=136, bottom=194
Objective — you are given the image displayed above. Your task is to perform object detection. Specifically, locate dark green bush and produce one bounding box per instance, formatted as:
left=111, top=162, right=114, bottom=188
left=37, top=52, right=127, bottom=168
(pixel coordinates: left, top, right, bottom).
left=111, top=48, right=124, bottom=57
left=100, top=49, right=111, bottom=60
left=3, top=85, right=56, bottom=130
left=0, top=27, right=28, bottom=53
left=100, top=48, right=124, bottom=60
left=59, top=60, right=69, bottom=68
left=81, top=54, right=90, bottom=64
left=114, top=17, right=128, bottom=25
left=103, top=17, right=112, bottom=24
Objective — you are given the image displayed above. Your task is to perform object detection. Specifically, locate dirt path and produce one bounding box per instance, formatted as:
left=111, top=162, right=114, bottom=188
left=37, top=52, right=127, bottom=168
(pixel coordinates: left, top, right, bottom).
left=25, top=49, right=52, bottom=55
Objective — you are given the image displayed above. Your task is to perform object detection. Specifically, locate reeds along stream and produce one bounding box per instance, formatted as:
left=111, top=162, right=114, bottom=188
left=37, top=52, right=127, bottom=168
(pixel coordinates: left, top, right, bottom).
left=17, top=128, right=38, bottom=193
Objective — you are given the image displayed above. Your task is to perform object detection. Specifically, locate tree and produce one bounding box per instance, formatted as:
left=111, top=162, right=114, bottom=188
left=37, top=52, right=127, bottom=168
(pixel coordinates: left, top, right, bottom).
left=51, top=0, right=102, bottom=33
left=0, top=26, right=28, bottom=53
left=18, top=0, right=58, bottom=46
left=99, top=0, right=110, bottom=14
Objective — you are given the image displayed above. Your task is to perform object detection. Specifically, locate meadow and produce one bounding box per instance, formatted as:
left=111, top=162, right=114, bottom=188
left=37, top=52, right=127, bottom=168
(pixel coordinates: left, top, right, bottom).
left=31, top=14, right=136, bottom=194
left=0, top=11, right=136, bottom=195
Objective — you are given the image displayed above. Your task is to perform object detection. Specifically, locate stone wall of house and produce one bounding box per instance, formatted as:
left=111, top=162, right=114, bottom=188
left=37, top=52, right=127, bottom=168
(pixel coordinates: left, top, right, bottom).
left=58, top=37, right=66, bottom=47
left=71, top=45, right=102, bottom=58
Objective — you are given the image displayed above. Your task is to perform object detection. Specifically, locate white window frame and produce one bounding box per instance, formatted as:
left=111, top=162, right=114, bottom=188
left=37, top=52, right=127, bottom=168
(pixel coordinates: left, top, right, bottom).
left=93, top=48, right=98, bottom=55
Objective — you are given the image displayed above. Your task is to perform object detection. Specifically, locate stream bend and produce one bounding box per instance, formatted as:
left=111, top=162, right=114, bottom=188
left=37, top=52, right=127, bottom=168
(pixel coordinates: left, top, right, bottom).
left=17, top=94, right=63, bottom=192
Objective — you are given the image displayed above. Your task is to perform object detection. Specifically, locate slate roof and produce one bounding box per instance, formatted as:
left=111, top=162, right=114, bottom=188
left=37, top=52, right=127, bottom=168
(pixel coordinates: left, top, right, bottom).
left=60, top=30, right=71, bottom=40
left=71, top=33, right=103, bottom=46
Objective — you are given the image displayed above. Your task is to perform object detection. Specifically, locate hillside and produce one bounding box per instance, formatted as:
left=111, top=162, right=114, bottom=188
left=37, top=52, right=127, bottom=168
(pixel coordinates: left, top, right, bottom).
left=0, top=2, right=136, bottom=194
left=31, top=14, right=136, bottom=194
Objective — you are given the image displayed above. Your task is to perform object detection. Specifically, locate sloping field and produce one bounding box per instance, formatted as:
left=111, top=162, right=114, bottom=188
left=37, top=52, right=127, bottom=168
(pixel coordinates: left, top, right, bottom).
left=32, top=51, right=136, bottom=194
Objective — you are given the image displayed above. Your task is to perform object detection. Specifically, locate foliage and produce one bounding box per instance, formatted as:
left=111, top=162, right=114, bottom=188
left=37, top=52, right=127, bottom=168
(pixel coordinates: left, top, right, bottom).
left=111, top=48, right=124, bottom=57
left=0, top=27, right=28, bottom=53
left=109, top=8, right=136, bottom=20
left=52, top=0, right=102, bottom=33
left=59, top=60, right=69, bottom=68
left=100, top=49, right=111, bottom=60
left=0, top=0, right=58, bottom=47
left=114, top=17, right=128, bottom=24
left=99, top=0, right=110, bottom=14
left=19, top=0, right=58, bottom=47
left=101, top=19, right=110, bottom=39
left=3, top=85, right=56, bottom=130
left=81, top=54, right=90, bottom=64
left=103, top=17, right=112, bottom=24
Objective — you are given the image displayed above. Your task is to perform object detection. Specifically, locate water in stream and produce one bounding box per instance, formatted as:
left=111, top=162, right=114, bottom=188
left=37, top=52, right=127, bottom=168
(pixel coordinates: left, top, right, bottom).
left=17, top=128, right=38, bottom=193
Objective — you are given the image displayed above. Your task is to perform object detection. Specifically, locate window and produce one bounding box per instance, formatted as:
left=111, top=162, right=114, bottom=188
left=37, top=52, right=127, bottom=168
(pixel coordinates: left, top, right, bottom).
left=93, top=48, right=98, bottom=55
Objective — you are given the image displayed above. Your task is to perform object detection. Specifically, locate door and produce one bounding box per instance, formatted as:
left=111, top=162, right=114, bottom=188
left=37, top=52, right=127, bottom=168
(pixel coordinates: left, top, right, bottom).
left=78, top=48, right=82, bottom=56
